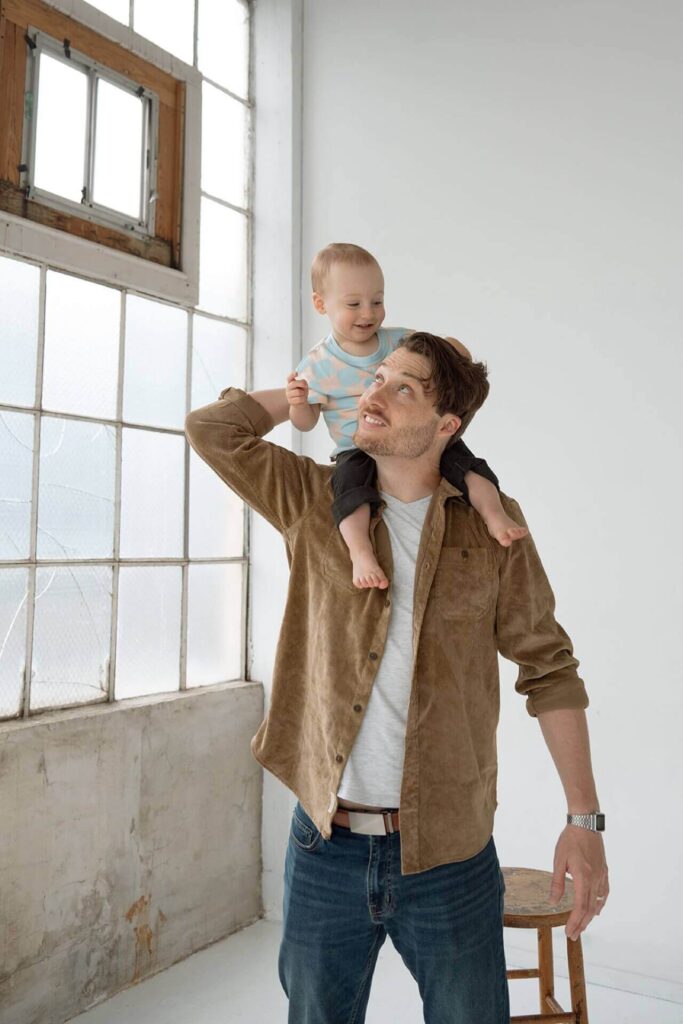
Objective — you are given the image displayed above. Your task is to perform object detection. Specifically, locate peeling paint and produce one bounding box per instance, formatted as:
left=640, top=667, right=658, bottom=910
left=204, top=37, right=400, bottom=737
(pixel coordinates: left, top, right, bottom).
left=125, top=896, right=166, bottom=983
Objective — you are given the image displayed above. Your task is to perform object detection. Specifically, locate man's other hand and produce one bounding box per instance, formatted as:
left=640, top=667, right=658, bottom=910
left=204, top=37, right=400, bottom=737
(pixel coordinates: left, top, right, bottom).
left=549, top=825, right=609, bottom=941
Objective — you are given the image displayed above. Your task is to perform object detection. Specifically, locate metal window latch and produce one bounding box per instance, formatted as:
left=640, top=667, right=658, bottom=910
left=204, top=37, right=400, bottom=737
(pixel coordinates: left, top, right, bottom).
left=63, top=38, right=71, bottom=59
left=24, top=33, right=37, bottom=51
left=81, top=186, right=87, bottom=203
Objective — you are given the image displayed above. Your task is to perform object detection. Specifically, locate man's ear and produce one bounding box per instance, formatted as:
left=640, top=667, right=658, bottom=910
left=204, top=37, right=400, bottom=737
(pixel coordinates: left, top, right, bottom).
left=312, top=292, right=326, bottom=314
left=440, top=413, right=462, bottom=440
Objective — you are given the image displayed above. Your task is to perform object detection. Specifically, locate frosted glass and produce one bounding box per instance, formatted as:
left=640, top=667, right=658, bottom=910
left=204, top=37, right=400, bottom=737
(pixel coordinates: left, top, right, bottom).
left=201, top=82, right=248, bottom=207
left=31, top=565, right=112, bottom=710
left=120, top=429, right=185, bottom=558
left=43, top=271, right=120, bottom=419
left=134, top=0, right=194, bottom=64
left=115, top=566, right=181, bottom=698
left=186, top=563, right=242, bottom=686
left=0, top=569, right=29, bottom=719
left=0, top=412, right=34, bottom=561
left=37, top=418, right=116, bottom=560
left=123, top=295, right=187, bottom=428
left=198, top=0, right=249, bottom=98
left=93, top=79, right=144, bottom=219
left=0, top=256, right=40, bottom=407
left=84, top=0, right=129, bottom=22
left=189, top=449, right=243, bottom=558
left=191, top=315, right=246, bottom=408
left=198, top=198, right=247, bottom=319
left=34, top=53, right=88, bottom=203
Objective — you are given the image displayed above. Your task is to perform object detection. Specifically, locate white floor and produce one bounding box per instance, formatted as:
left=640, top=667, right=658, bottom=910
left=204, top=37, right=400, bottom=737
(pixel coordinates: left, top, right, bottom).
left=71, top=918, right=682, bottom=1024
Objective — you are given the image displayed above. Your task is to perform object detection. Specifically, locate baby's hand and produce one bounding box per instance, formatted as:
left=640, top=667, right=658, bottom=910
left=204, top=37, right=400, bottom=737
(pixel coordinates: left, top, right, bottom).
left=444, top=336, right=472, bottom=361
left=286, top=371, right=309, bottom=407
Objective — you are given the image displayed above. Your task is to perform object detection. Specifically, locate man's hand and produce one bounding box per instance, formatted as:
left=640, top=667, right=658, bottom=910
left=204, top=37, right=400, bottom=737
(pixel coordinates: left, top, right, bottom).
left=286, top=372, right=309, bottom=406
left=550, top=825, right=609, bottom=941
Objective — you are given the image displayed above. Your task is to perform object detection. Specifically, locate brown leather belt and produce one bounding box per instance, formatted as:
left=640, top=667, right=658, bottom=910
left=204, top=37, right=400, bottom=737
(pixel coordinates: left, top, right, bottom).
left=332, top=808, right=400, bottom=835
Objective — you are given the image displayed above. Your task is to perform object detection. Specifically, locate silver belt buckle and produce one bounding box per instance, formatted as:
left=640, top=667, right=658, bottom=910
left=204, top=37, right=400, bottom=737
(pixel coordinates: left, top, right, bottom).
left=347, top=811, right=393, bottom=836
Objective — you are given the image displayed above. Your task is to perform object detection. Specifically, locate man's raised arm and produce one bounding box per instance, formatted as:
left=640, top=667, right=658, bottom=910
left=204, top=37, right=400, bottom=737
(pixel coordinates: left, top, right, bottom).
left=185, top=387, right=328, bottom=535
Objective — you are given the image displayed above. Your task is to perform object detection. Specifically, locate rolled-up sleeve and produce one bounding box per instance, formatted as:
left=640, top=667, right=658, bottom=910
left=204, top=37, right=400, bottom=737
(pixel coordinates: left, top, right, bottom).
left=495, top=496, right=589, bottom=718
left=185, top=388, right=328, bottom=535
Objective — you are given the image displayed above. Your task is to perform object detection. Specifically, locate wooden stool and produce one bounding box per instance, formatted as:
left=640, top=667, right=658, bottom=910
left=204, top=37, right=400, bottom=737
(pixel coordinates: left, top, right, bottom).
left=502, top=867, right=589, bottom=1024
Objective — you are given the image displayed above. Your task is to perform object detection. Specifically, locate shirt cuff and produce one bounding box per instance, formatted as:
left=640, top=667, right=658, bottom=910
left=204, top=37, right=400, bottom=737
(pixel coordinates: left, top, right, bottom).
left=217, top=387, right=275, bottom=437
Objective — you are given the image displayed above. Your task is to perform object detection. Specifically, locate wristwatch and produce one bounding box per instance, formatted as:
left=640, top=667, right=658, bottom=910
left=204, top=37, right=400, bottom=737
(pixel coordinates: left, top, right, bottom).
left=567, top=811, right=605, bottom=832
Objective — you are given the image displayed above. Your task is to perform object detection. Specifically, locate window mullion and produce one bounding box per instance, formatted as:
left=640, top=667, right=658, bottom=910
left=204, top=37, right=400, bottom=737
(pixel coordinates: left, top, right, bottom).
left=83, top=68, right=98, bottom=207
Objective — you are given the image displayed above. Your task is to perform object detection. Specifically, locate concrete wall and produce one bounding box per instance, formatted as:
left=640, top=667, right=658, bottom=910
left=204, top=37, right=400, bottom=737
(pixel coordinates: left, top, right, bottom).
left=0, top=683, right=263, bottom=1024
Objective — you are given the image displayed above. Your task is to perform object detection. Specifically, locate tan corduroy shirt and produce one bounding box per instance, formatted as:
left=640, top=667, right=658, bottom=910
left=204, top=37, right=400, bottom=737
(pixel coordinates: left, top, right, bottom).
left=185, top=388, right=589, bottom=876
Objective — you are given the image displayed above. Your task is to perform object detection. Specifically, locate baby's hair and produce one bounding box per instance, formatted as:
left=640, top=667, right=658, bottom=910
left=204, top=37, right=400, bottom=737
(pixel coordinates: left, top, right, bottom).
left=311, top=243, right=381, bottom=294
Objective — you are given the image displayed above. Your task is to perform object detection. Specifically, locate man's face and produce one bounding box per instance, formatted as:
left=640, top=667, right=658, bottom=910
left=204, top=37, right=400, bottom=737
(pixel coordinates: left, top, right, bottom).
left=353, top=348, right=460, bottom=458
left=313, top=262, right=386, bottom=347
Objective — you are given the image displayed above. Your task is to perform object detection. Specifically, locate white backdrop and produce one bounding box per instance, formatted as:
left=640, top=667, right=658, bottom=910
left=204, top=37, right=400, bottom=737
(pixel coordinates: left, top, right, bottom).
left=253, top=0, right=683, bottom=996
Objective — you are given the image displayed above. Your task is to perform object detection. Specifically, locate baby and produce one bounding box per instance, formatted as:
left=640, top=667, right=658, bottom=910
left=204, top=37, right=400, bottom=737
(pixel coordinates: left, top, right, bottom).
left=286, top=242, right=527, bottom=589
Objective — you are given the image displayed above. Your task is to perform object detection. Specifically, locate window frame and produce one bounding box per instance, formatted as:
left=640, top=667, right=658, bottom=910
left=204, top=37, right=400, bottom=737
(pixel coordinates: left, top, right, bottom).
left=22, top=27, right=160, bottom=239
left=0, top=0, right=202, bottom=306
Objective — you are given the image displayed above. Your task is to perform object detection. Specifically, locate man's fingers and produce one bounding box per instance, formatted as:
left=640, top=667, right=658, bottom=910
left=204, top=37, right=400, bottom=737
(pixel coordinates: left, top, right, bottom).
left=549, top=860, right=566, bottom=904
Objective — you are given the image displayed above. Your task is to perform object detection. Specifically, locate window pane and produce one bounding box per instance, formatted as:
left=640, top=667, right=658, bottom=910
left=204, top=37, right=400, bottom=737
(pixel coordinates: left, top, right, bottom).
left=186, top=563, right=242, bottom=687
left=93, top=79, right=144, bottom=219
left=115, top=566, right=181, bottom=698
left=31, top=565, right=112, bottom=710
left=37, top=419, right=116, bottom=560
left=189, top=450, right=243, bottom=558
left=43, top=271, right=120, bottom=419
left=120, top=429, right=185, bottom=558
left=201, top=83, right=247, bottom=208
left=134, top=0, right=194, bottom=65
left=123, top=295, right=187, bottom=428
left=198, top=0, right=249, bottom=98
left=85, top=0, right=129, bottom=22
left=34, top=53, right=88, bottom=203
left=191, top=315, right=246, bottom=409
left=198, top=198, right=247, bottom=319
left=0, top=412, right=34, bottom=561
left=0, top=568, right=29, bottom=718
left=0, top=256, right=40, bottom=408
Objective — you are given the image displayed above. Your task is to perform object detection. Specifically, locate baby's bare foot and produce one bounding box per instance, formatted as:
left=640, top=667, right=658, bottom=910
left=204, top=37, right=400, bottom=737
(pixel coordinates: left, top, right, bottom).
left=486, top=512, right=529, bottom=548
left=351, top=551, right=389, bottom=589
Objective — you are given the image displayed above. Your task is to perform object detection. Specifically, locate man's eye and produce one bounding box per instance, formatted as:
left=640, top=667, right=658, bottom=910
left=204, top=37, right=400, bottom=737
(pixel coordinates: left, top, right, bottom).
left=399, top=385, right=412, bottom=394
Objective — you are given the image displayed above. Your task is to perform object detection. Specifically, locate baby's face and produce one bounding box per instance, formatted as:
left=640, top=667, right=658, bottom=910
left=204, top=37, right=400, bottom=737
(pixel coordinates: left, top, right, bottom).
left=314, top=262, right=385, bottom=348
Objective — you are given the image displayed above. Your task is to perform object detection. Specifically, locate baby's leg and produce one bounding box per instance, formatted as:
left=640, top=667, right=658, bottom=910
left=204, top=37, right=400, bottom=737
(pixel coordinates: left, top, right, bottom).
left=338, top=504, right=389, bottom=589
left=464, top=472, right=528, bottom=547
left=441, top=441, right=527, bottom=548
left=332, top=449, right=388, bottom=589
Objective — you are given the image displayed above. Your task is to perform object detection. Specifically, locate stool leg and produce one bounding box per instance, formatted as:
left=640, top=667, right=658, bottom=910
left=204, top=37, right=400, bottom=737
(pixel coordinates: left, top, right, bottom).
left=566, top=935, right=589, bottom=1023
left=538, top=926, right=555, bottom=1012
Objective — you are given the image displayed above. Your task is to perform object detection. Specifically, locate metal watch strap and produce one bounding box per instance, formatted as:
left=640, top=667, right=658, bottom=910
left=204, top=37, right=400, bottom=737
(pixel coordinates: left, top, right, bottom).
left=567, top=811, right=605, bottom=832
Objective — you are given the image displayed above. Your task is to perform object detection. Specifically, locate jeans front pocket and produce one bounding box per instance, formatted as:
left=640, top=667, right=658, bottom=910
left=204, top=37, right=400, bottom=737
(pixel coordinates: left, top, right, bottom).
left=290, top=803, right=324, bottom=853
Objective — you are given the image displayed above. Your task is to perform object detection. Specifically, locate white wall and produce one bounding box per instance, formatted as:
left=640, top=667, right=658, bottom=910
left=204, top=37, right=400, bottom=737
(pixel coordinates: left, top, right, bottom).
left=252, top=0, right=683, bottom=998
left=299, top=0, right=683, bottom=994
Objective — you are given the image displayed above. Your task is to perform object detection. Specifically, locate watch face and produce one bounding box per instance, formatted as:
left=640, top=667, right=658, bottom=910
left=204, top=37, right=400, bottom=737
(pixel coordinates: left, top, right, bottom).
left=596, top=813, right=606, bottom=831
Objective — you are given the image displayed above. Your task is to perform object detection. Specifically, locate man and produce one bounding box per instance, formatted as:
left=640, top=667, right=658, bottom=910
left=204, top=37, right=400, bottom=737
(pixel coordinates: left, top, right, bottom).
left=185, top=331, right=609, bottom=1024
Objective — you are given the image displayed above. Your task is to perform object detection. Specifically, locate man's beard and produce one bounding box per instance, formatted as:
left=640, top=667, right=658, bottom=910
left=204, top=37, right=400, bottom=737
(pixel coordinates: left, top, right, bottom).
left=353, top=418, right=439, bottom=458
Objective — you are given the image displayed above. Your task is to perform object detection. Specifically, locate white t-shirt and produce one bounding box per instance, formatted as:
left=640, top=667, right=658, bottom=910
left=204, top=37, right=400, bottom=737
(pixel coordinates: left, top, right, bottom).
left=337, top=490, right=432, bottom=807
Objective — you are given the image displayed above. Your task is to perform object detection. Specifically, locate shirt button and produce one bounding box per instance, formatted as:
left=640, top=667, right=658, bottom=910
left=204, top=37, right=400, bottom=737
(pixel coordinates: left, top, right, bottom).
left=369, top=651, right=378, bottom=661
left=424, top=561, right=430, bottom=570
left=461, top=549, right=469, bottom=559
left=384, top=598, right=391, bottom=607
left=335, top=754, right=343, bottom=763
left=353, top=703, right=362, bottom=712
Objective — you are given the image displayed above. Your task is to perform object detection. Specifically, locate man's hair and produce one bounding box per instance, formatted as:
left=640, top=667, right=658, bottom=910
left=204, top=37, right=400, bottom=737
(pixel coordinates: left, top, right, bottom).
left=396, top=332, right=490, bottom=440
left=311, top=243, right=382, bottom=294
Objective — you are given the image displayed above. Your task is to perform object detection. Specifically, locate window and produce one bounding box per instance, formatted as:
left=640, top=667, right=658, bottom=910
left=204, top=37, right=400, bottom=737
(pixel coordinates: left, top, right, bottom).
left=0, top=0, right=252, bottom=721
left=0, top=0, right=203, bottom=303
left=23, top=30, right=159, bottom=237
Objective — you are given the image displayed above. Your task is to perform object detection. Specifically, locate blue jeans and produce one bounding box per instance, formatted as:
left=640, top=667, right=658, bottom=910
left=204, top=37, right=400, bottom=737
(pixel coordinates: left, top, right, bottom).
left=278, top=802, right=510, bottom=1023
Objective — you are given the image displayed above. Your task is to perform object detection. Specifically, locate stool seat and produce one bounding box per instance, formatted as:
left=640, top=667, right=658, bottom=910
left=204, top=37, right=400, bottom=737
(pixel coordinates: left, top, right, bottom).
left=502, top=866, right=575, bottom=928
left=501, top=866, right=589, bottom=1023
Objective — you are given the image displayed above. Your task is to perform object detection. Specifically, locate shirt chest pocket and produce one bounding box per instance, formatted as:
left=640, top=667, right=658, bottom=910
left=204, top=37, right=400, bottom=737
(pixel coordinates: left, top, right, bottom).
left=434, top=547, right=496, bottom=621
